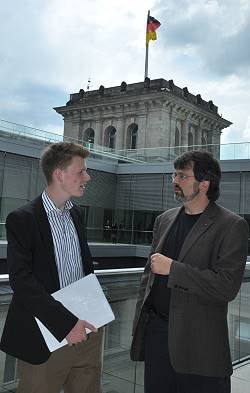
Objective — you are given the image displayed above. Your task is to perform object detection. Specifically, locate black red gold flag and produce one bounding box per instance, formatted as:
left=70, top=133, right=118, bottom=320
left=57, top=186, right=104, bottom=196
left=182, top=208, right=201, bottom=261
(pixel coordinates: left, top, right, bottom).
left=146, top=15, right=161, bottom=44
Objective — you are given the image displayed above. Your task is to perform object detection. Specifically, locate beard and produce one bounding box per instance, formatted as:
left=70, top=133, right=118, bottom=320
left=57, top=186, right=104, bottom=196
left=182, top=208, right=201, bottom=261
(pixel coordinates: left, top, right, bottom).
left=174, top=182, right=200, bottom=203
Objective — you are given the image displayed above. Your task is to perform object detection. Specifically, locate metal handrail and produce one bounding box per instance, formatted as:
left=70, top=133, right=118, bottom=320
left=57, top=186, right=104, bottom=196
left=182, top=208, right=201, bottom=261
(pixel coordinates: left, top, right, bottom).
left=95, top=268, right=144, bottom=276
left=233, top=355, right=250, bottom=367
left=0, top=274, right=9, bottom=283
left=0, top=263, right=249, bottom=282
left=0, top=268, right=144, bottom=283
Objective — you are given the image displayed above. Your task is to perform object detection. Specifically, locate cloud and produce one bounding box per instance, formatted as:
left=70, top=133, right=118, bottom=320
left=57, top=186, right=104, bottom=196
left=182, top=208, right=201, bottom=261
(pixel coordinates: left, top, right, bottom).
left=152, top=0, right=250, bottom=142
left=156, top=0, right=250, bottom=77
left=0, top=0, right=157, bottom=131
left=0, top=0, right=249, bottom=144
left=0, top=81, right=65, bottom=132
left=242, top=116, right=250, bottom=141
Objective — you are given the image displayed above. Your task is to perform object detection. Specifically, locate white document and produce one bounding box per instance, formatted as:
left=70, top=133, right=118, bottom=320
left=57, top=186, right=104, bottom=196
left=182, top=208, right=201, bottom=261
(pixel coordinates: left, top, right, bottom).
left=35, top=273, right=115, bottom=352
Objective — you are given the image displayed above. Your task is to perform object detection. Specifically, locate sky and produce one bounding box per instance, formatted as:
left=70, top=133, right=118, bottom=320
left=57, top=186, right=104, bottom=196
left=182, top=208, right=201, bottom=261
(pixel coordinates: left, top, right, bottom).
left=0, top=0, right=249, bottom=143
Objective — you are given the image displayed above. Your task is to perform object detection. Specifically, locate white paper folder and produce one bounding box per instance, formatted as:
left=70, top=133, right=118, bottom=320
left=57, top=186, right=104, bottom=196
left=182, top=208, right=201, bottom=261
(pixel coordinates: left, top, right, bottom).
left=35, top=273, right=115, bottom=352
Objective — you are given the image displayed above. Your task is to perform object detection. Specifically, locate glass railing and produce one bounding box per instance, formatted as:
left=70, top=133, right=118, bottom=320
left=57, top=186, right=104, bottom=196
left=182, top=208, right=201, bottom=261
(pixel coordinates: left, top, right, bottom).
left=230, top=262, right=250, bottom=364
left=0, top=118, right=62, bottom=143
left=0, top=269, right=143, bottom=392
left=0, top=265, right=249, bottom=392
left=0, top=225, right=153, bottom=244
left=0, top=223, right=5, bottom=241
left=0, top=119, right=141, bottom=164
left=2, top=118, right=250, bottom=162
left=118, top=143, right=250, bottom=162
left=87, top=228, right=153, bottom=245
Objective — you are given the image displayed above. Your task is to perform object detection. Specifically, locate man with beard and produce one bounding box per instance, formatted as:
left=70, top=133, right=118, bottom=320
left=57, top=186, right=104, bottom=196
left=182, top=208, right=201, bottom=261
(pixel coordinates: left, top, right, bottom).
left=130, top=150, right=248, bottom=393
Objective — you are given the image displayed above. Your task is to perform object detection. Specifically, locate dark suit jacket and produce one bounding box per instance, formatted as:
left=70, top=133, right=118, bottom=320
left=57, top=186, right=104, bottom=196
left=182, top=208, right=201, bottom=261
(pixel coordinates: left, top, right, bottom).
left=0, top=195, right=94, bottom=364
left=130, top=202, right=249, bottom=377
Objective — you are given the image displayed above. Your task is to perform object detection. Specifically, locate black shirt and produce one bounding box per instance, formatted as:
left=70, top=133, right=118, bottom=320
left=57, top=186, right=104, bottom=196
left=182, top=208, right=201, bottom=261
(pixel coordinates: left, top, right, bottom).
left=147, top=209, right=201, bottom=319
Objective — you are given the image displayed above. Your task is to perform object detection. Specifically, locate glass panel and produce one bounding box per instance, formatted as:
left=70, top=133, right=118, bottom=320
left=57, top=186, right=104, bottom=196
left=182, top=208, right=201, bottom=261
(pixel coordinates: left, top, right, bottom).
left=0, top=198, right=29, bottom=240
left=0, top=271, right=143, bottom=392
left=219, top=172, right=241, bottom=213
left=99, top=272, right=142, bottom=392
left=2, top=118, right=250, bottom=162
left=0, top=267, right=249, bottom=391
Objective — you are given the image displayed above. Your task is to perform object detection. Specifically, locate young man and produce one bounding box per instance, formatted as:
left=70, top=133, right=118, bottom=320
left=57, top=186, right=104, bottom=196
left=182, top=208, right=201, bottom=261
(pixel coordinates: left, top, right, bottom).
left=131, top=150, right=249, bottom=393
left=0, top=142, right=102, bottom=393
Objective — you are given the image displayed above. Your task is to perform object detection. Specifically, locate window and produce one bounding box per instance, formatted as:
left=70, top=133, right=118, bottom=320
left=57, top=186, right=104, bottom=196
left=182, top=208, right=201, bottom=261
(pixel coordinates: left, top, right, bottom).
left=104, top=126, right=117, bottom=149
left=83, top=128, right=95, bottom=144
left=109, top=128, right=116, bottom=149
left=127, top=124, right=138, bottom=149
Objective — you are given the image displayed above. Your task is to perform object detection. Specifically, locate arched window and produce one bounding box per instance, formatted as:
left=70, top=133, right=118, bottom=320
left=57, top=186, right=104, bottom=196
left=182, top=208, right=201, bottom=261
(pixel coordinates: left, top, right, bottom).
left=131, top=127, right=138, bottom=149
left=104, top=126, right=116, bottom=149
left=83, top=128, right=95, bottom=144
left=109, top=129, right=116, bottom=149
left=127, top=124, right=138, bottom=149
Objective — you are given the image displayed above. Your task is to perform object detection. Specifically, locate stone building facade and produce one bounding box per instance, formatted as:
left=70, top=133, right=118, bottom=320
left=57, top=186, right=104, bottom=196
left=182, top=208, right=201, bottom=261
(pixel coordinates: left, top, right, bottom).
left=54, top=78, right=231, bottom=158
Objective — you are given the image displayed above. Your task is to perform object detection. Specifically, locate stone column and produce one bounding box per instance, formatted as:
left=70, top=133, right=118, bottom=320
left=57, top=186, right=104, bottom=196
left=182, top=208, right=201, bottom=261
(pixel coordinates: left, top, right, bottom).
left=63, top=116, right=81, bottom=142
left=196, top=117, right=203, bottom=146
left=194, top=125, right=199, bottom=146
left=63, top=118, right=74, bottom=140
left=136, top=115, right=147, bottom=149
left=161, top=108, right=171, bottom=147
left=211, top=125, right=221, bottom=159
left=169, top=110, right=177, bottom=161
left=146, top=105, right=165, bottom=148
left=115, top=117, right=125, bottom=151
left=182, top=117, right=189, bottom=147
left=212, top=126, right=221, bottom=145
left=78, top=120, right=87, bottom=142
left=94, top=120, right=103, bottom=146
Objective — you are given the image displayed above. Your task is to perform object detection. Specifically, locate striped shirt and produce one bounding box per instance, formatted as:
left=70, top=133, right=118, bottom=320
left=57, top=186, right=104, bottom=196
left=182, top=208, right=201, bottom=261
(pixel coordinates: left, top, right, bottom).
left=42, top=190, right=84, bottom=288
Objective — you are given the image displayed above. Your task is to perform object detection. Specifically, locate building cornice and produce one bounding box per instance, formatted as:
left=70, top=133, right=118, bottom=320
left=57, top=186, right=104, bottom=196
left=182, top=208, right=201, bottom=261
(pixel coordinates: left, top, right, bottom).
left=55, top=91, right=231, bottom=130
left=54, top=78, right=231, bottom=128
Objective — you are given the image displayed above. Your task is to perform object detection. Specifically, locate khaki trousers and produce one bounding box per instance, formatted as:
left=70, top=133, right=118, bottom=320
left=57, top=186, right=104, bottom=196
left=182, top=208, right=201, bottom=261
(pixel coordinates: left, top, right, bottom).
left=17, top=330, right=103, bottom=393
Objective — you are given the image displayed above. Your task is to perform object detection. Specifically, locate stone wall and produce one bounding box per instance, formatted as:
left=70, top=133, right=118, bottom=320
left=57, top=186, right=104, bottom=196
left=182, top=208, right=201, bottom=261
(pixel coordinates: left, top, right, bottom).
left=54, top=78, right=231, bottom=154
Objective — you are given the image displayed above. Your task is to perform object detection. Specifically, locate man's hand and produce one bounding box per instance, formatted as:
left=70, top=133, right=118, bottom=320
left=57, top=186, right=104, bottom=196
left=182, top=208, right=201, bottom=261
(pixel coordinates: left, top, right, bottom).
left=150, top=253, right=173, bottom=275
left=66, top=319, right=97, bottom=345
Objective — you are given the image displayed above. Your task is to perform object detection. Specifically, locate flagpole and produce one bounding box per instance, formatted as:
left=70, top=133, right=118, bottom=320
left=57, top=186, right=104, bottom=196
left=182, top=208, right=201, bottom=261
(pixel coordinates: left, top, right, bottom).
left=144, top=10, right=150, bottom=80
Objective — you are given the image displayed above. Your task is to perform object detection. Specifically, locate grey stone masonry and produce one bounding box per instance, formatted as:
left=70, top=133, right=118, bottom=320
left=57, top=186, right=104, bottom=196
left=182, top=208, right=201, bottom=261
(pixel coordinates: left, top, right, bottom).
left=54, top=78, right=231, bottom=154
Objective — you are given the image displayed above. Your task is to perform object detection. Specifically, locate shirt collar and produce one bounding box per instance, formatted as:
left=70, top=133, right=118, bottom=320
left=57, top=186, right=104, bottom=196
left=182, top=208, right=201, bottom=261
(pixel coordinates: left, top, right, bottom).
left=42, top=190, right=73, bottom=214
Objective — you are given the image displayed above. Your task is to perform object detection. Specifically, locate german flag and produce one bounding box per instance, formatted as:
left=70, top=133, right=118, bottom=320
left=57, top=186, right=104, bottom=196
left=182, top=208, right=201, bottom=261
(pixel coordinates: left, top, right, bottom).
left=146, top=15, right=161, bottom=44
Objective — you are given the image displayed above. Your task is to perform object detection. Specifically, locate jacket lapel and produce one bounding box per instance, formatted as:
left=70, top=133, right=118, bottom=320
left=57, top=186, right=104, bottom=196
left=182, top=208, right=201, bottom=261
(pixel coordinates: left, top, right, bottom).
left=33, top=195, right=60, bottom=287
left=70, top=207, right=93, bottom=275
left=156, top=207, right=183, bottom=253
left=145, top=203, right=217, bottom=302
left=146, top=207, right=183, bottom=294
left=178, top=202, right=216, bottom=261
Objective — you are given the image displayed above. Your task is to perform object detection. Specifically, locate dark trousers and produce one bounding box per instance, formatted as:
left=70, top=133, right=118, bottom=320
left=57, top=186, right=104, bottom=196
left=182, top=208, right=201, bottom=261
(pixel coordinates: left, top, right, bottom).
left=144, top=313, right=231, bottom=393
